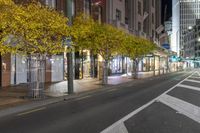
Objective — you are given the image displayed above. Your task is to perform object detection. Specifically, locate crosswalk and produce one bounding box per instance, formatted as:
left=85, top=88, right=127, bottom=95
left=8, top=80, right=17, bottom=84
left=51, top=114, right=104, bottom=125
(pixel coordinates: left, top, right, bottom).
left=101, top=71, right=200, bottom=133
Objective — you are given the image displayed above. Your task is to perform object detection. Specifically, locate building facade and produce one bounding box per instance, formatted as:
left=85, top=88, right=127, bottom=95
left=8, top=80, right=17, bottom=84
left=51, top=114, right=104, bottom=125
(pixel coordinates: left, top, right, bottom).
left=183, top=19, right=200, bottom=67
left=1, top=0, right=165, bottom=87
left=143, top=0, right=156, bottom=42
left=172, top=0, right=200, bottom=57
left=126, top=0, right=144, bottom=37
left=0, top=0, right=65, bottom=87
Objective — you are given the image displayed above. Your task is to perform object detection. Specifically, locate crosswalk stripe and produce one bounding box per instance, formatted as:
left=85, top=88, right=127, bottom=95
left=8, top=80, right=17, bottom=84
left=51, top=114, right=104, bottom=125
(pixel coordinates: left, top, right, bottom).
left=190, top=76, right=200, bottom=79
left=158, top=94, right=200, bottom=123
left=178, top=84, right=200, bottom=91
left=185, top=79, right=200, bottom=83
left=101, top=122, right=128, bottom=133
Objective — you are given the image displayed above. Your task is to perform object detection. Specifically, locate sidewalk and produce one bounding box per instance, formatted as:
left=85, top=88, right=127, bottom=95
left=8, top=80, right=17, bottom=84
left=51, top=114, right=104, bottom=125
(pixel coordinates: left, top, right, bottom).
left=0, top=70, right=175, bottom=117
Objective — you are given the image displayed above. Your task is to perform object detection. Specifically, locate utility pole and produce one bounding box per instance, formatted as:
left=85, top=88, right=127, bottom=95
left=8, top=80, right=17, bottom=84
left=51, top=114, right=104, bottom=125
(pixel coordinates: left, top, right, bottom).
left=66, top=0, right=74, bottom=94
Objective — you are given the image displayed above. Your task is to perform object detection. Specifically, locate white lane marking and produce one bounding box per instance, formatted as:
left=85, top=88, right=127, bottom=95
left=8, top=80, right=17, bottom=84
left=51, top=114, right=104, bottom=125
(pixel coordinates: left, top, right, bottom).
left=102, top=122, right=128, bottom=133
left=177, top=84, right=200, bottom=92
left=17, top=107, right=46, bottom=116
left=100, top=72, right=193, bottom=133
left=158, top=94, right=200, bottom=123
left=185, top=79, right=200, bottom=83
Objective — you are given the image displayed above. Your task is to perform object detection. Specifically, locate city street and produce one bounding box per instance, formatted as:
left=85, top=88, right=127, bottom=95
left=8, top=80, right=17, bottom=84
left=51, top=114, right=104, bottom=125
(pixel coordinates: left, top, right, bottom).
left=0, top=71, right=199, bottom=133
left=2, top=0, right=200, bottom=133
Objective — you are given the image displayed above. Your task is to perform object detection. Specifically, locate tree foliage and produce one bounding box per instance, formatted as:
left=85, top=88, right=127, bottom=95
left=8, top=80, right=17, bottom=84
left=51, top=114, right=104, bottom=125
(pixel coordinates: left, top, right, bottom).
left=0, top=0, right=69, bottom=55
left=71, top=13, right=95, bottom=51
left=121, top=34, right=156, bottom=60
left=72, top=13, right=156, bottom=61
left=0, top=0, right=20, bottom=54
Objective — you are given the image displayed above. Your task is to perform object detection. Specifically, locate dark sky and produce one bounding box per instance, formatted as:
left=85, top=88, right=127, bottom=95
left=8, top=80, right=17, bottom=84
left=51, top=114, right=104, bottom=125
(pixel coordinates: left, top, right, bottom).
left=161, top=0, right=172, bottom=24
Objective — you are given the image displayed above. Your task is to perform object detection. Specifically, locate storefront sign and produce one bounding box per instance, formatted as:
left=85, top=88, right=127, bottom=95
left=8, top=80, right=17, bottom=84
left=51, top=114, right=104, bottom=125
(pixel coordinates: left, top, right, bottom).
left=162, top=43, right=170, bottom=50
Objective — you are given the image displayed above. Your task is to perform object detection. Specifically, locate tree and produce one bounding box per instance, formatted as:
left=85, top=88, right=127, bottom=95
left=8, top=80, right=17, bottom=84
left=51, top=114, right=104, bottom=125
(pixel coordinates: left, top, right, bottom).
left=71, top=13, right=96, bottom=78
left=0, top=1, right=69, bottom=97
left=0, top=0, right=22, bottom=54
left=71, top=13, right=95, bottom=50
left=13, top=3, right=69, bottom=54
left=91, top=23, right=126, bottom=84
left=121, top=34, right=156, bottom=78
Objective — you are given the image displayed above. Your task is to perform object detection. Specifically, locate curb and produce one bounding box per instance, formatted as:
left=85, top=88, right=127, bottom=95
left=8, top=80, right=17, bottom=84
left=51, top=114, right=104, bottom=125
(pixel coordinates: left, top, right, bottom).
left=0, top=82, right=131, bottom=118
left=0, top=71, right=185, bottom=118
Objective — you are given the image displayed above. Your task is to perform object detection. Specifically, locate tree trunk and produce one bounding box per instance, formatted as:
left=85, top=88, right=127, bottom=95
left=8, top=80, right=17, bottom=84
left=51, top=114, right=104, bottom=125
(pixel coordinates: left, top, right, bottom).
left=132, top=59, right=138, bottom=79
left=90, top=51, right=95, bottom=78
left=75, top=52, right=80, bottom=79
left=81, top=50, right=84, bottom=79
left=102, top=59, right=108, bottom=84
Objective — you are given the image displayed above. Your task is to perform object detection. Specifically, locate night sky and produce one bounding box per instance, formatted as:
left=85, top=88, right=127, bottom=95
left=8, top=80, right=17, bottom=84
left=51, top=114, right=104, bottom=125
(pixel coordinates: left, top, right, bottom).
left=161, top=0, right=172, bottom=24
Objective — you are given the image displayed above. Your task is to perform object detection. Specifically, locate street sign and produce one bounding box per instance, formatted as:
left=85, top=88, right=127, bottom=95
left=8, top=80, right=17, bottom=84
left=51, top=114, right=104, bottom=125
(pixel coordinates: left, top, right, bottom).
left=63, top=37, right=72, bottom=47
left=162, top=43, right=170, bottom=50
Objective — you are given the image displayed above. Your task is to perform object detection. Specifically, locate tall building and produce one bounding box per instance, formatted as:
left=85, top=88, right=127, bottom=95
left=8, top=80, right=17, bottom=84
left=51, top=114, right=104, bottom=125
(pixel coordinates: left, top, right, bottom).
left=143, top=0, right=156, bottom=42
left=155, top=0, right=163, bottom=45
left=171, top=0, right=180, bottom=55
left=106, top=0, right=128, bottom=31
left=125, top=0, right=144, bottom=37
left=183, top=19, right=200, bottom=67
left=172, top=0, right=200, bottom=56
left=123, top=0, right=162, bottom=42
left=155, top=0, right=162, bottom=29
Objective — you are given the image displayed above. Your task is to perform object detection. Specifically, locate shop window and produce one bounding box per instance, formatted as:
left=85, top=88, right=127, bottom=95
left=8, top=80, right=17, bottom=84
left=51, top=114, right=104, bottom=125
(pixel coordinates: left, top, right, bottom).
left=2, top=62, right=6, bottom=71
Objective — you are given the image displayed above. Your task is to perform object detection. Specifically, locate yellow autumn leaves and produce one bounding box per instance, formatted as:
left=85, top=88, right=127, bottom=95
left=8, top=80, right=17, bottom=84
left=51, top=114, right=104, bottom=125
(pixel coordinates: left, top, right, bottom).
left=0, top=0, right=156, bottom=59
left=72, top=13, right=156, bottom=61
left=0, top=0, right=69, bottom=55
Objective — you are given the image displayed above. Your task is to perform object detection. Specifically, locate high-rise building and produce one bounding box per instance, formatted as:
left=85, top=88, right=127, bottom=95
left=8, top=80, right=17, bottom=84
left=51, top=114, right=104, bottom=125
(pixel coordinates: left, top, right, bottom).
left=106, top=0, right=128, bottom=31
left=183, top=19, right=200, bottom=67
left=125, top=0, right=144, bottom=37
left=143, top=0, right=156, bottom=42
left=172, top=0, right=200, bottom=56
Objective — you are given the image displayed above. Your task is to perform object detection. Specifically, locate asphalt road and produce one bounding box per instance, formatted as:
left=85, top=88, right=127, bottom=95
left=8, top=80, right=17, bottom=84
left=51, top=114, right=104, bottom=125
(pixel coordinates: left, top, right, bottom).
left=0, top=71, right=198, bottom=133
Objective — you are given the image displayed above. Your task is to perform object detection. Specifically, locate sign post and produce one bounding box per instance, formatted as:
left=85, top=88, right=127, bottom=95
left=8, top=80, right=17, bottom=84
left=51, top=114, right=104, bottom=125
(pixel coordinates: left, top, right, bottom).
left=64, top=37, right=74, bottom=94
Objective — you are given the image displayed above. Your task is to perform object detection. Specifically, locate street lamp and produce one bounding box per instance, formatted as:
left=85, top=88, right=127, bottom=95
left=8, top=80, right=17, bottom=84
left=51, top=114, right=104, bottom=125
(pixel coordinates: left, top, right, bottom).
left=197, top=37, right=200, bottom=42
left=188, top=26, right=193, bottom=30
